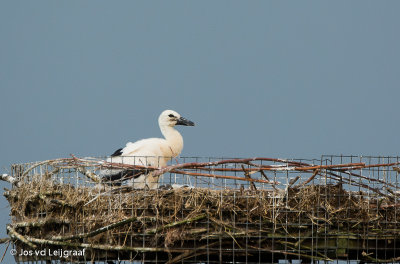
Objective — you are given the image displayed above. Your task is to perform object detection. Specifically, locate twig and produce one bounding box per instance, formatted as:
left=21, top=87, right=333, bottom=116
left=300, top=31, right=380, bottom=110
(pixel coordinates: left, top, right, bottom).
left=278, top=240, right=333, bottom=261
left=14, top=219, right=70, bottom=228
left=6, top=225, right=36, bottom=248
left=330, top=168, right=398, bottom=189
left=21, top=160, right=59, bottom=178
left=170, top=170, right=278, bottom=185
left=16, top=233, right=187, bottom=253
left=76, top=166, right=101, bottom=183
left=0, top=238, right=9, bottom=244
left=362, top=251, right=400, bottom=263
left=147, top=214, right=207, bottom=235
left=301, top=169, right=320, bottom=186
left=259, top=170, right=270, bottom=181
left=44, top=167, right=60, bottom=179
left=246, top=243, right=332, bottom=261
left=241, top=165, right=257, bottom=190
left=325, top=170, right=389, bottom=198
left=0, top=240, right=10, bottom=263
left=363, top=161, right=400, bottom=169
left=52, top=216, right=138, bottom=241
left=0, top=174, right=20, bottom=187
left=49, top=198, right=73, bottom=207
left=165, top=241, right=219, bottom=264
left=294, top=162, right=365, bottom=171
left=288, top=175, right=300, bottom=187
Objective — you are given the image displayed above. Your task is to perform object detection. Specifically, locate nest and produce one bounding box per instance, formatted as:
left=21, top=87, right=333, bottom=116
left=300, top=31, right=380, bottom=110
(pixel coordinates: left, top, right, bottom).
left=3, top=157, right=400, bottom=263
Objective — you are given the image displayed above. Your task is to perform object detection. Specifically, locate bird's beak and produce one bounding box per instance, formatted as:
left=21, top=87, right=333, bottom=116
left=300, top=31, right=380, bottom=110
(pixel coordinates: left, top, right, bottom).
left=176, top=117, right=195, bottom=126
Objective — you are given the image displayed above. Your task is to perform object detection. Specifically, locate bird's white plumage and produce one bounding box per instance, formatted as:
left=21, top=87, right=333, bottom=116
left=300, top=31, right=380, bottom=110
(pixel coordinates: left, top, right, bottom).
left=101, top=110, right=194, bottom=189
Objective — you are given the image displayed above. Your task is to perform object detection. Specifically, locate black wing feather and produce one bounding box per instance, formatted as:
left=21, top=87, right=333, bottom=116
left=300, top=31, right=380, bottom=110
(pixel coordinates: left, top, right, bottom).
left=102, top=169, right=147, bottom=186
left=111, top=148, right=123, bottom=157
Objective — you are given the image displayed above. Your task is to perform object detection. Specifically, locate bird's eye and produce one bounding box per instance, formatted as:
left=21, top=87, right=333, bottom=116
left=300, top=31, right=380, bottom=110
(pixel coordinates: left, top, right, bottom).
left=168, top=114, right=175, bottom=118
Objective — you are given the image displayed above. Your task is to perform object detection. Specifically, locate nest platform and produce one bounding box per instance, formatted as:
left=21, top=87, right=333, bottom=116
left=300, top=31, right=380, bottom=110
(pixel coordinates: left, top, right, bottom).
left=3, top=155, right=400, bottom=263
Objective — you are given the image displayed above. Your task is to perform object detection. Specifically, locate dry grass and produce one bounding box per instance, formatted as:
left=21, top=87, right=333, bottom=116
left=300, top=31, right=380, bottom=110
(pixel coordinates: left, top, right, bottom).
left=5, top=175, right=400, bottom=262
left=4, top=156, right=400, bottom=263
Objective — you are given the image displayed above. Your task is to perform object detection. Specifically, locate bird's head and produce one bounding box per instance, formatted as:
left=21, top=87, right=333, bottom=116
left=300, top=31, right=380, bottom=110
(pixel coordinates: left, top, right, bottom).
left=159, top=110, right=195, bottom=127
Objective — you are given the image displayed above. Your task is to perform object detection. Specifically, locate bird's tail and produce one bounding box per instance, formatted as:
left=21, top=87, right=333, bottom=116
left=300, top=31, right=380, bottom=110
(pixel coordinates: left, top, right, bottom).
left=101, top=169, right=148, bottom=186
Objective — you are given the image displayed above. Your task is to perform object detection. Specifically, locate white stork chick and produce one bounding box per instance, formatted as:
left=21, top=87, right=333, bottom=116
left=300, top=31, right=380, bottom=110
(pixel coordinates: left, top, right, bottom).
left=101, top=110, right=195, bottom=189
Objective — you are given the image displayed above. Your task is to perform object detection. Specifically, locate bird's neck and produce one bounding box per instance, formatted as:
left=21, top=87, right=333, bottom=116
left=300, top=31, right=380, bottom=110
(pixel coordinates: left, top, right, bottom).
left=160, top=125, right=184, bottom=157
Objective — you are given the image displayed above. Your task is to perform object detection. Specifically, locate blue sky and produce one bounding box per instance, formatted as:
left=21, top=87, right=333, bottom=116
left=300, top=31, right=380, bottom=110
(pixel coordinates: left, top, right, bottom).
left=1, top=1, right=399, bottom=262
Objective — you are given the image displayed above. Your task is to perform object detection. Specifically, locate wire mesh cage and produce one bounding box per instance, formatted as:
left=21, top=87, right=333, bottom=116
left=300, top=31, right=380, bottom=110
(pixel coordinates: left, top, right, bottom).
left=3, top=155, right=400, bottom=263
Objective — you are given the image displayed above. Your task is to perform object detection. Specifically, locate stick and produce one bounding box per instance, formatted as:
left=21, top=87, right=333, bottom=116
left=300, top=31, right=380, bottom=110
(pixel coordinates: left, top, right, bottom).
left=259, top=170, right=270, bottom=181
left=241, top=165, right=257, bottom=190
left=6, top=225, right=36, bottom=249
left=169, top=170, right=278, bottom=185
left=0, top=240, right=10, bottom=263
left=147, top=214, right=207, bottom=235
left=301, top=169, right=320, bottom=186
left=16, top=234, right=186, bottom=253
left=76, top=166, right=101, bottom=183
left=165, top=241, right=219, bottom=264
left=246, top=243, right=332, bottom=261
left=325, top=171, right=389, bottom=198
left=0, top=238, right=9, bottom=244
left=21, top=160, right=59, bottom=178
left=288, top=175, right=300, bottom=187
left=0, top=174, right=20, bottom=187
left=293, top=162, right=365, bottom=171
left=362, top=251, right=400, bottom=263
left=14, top=219, right=70, bottom=228
left=330, top=168, right=398, bottom=189
left=52, top=216, right=138, bottom=241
